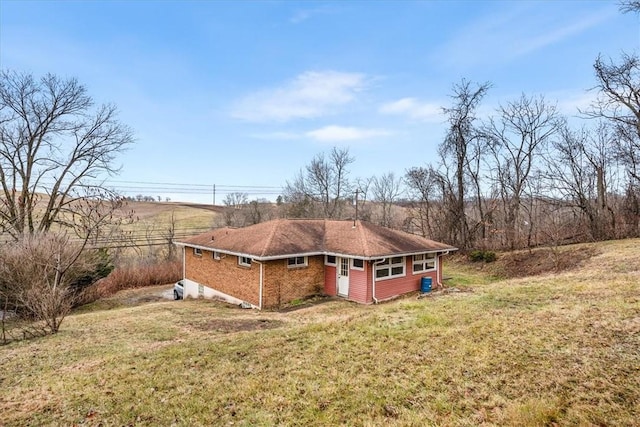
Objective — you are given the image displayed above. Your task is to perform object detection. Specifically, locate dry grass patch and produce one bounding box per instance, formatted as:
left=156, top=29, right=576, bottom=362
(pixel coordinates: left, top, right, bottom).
left=1, top=239, right=639, bottom=426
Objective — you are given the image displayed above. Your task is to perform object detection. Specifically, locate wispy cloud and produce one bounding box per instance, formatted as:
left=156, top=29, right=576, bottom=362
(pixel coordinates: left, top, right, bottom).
left=379, top=97, right=442, bottom=122
left=305, top=125, right=391, bottom=142
left=249, top=131, right=301, bottom=140
left=249, top=126, right=392, bottom=142
left=550, top=90, right=597, bottom=116
left=289, top=5, right=335, bottom=24
left=231, top=71, right=368, bottom=122
left=433, top=4, right=615, bottom=69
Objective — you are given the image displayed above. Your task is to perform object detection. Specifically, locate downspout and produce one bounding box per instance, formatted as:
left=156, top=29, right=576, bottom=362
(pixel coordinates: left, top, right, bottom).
left=253, top=260, right=264, bottom=310
left=371, top=258, right=386, bottom=304
left=182, top=246, right=186, bottom=279
left=436, top=251, right=450, bottom=288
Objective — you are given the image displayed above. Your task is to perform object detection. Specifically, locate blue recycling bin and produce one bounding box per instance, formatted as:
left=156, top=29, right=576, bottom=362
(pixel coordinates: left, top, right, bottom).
left=420, top=277, right=432, bottom=293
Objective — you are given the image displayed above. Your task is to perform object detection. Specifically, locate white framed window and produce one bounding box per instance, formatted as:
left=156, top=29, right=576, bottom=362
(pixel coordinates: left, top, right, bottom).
left=213, top=251, right=221, bottom=260
left=413, top=253, right=436, bottom=273
left=238, top=256, right=252, bottom=267
left=375, top=256, right=405, bottom=280
left=193, top=248, right=202, bottom=256
left=287, top=256, right=307, bottom=268
left=351, top=258, right=364, bottom=270
left=325, top=255, right=337, bottom=266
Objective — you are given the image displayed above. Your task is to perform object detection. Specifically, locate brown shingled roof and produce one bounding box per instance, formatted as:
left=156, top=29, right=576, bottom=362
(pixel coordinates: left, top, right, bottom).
left=176, top=219, right=457, bottom=260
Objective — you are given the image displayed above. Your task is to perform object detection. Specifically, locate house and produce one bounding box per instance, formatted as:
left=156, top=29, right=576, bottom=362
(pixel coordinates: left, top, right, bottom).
left=174, top=219, right=457, bottom=309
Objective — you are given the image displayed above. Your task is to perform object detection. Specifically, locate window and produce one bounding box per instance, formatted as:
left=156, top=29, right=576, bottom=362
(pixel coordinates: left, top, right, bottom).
left=352, top=258, right=364, bottom=270
left=375, top=256, right=405, bottom=280
left=193, top=248, right=202, bottom=256
left=238, top=256, right=252, bottom=267
left=413, top=253, right=436, bottom=273
left=325, top=255, right=337, bottom=266
left=213, top=251, right=221, bottom=260
left=287, top=256, right=307, bottom=268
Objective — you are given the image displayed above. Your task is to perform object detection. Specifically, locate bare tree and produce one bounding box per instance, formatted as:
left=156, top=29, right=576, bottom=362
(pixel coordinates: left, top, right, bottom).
left=585, top=54, right=640, bottom=181
left=483, top=94, right=562, bottom=249
left=545, top=122, right=617, bottom=240
left=283, top=147, right=354, bottom=218
left=371, top=172, right=403, bottom=227
left=404, top=166, right=441, bottom=238
left=0, top=233, right=106, bottom=336
left=438, top=79, right=491, bottom=249
left=222, top=192, right=249, bottom=226
left=582, top=52, right=640, bottom=235
left=0, top=71, right=134, bottom=240
left=160, top=210, right=178, bottom=260
left=619, top=0, right=640, bottom=14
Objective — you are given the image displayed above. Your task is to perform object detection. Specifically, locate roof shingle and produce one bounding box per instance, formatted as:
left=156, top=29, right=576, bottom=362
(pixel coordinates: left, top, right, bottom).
left=177, top=219, right=456, bottom=260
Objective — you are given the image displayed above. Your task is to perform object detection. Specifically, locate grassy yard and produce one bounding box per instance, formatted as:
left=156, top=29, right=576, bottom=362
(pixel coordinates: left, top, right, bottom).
left=1, top=240, right=639, bottom=426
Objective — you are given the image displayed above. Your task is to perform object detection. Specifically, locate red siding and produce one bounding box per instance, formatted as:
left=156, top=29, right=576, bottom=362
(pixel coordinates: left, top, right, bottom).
left=348, top=265, right=369, bottom=304
left=324, top=264, right=337, bottom=296
left=373, top=256, right=439, bottom=301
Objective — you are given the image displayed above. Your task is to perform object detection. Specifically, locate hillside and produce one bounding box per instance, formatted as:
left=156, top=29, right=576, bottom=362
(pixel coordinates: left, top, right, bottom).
left=1, top=239, right=639, bottom=426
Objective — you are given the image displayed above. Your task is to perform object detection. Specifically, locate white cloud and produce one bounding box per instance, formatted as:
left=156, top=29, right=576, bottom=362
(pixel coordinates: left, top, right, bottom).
left=289, top=6, right=335, bottom=24
left=551, top=90, right=597, bottom=116
left=248, top=131, right=301, bottom=140
left=305, top=125, right=391, bottom=142
left=379, top=97, right=442, bottom=122
left=231, top=71, right=368, bottom=122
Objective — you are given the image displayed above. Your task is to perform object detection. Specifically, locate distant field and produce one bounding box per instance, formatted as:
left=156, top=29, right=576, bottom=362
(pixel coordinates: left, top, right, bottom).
left=1, top=239, right=639, bottom=426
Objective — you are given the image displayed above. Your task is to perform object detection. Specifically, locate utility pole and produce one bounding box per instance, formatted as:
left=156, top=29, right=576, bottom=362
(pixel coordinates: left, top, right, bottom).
left=212, top=184, right=216, bottom=206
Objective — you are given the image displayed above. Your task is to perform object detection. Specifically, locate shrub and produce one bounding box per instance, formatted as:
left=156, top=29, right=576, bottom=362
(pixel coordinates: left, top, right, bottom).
left=469, top=250, right=485, bottom=262
left=81, top=259, right=181, bottom=303
left=469, top=250, right=497, bottom=263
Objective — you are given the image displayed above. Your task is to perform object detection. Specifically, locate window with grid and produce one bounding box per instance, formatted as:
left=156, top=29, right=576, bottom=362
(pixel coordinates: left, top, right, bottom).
left=374, top=256, right=405, bottom=280
left=413, top=253, right=436, bottom=273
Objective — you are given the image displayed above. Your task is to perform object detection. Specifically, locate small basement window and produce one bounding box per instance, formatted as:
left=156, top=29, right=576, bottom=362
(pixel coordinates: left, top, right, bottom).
left=352, top=258, right=364, bottom=270
left=238, top=256, right=252, bottom=267
left=193, top=248, right=202, bottom=256
left=213, top=251, right=221, bottom=260
left=325, top=255, right=337, bottom=266
left=287, top=256, right=307, bottom=268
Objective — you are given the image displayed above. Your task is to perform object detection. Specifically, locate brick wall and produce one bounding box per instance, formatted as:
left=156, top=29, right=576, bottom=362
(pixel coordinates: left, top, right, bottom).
left=262, top=255, right=325, bottom=309
left=184, top=248, right=260, bottom=306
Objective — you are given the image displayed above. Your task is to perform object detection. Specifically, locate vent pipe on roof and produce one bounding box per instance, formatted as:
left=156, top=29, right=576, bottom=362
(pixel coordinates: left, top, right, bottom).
left=353, top=188, right=359, bottom=228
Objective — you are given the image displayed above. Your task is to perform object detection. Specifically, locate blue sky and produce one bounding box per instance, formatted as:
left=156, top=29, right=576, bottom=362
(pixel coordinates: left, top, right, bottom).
left=1, top=0, right=638, bottom=203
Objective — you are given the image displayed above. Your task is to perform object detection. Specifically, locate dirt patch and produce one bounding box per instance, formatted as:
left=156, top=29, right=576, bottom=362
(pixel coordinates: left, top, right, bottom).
left=498, top=246, right=598, bottom=278
left=187, top=318, right=283, bottom=333
left=278, top=295, right=336, bottom=312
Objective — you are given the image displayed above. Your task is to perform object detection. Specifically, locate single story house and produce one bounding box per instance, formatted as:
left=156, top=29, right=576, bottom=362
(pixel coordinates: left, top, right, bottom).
left=175, top=219, right=457, bottom=309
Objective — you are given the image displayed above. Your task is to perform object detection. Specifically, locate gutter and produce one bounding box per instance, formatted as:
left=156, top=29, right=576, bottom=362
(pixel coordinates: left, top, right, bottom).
left=174, top=241, right=457, bottom=262
left=371, top=258, right=386, bottom=304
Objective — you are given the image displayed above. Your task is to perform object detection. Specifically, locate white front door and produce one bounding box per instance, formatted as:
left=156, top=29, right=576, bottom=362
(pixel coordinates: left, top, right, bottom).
left=337, top=258, right=350, bottom=297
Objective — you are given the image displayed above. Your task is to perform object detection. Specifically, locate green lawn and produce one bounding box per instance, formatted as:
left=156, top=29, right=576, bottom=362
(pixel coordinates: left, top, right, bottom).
left=1, top=240, right=639, bottom=426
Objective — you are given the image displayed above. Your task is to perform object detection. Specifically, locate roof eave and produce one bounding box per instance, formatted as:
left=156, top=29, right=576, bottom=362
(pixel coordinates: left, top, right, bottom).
left=175, top=241, right=457, bottom=261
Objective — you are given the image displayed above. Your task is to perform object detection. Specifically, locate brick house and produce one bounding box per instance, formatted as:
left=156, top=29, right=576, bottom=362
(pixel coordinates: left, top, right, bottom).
left=175, top=219, right=456, bottom=309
